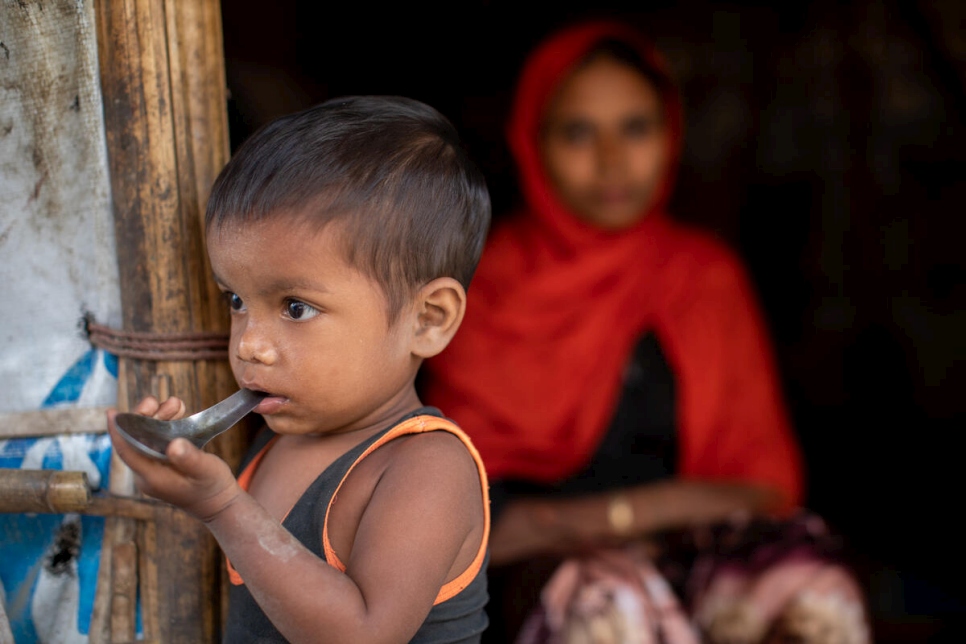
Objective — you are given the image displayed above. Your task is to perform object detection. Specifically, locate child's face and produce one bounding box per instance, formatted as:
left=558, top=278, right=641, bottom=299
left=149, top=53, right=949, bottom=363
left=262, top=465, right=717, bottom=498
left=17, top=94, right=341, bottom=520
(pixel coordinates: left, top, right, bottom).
left=207, top=217, right=420, bottom=436
left=539, top=56, right=670, bottom=230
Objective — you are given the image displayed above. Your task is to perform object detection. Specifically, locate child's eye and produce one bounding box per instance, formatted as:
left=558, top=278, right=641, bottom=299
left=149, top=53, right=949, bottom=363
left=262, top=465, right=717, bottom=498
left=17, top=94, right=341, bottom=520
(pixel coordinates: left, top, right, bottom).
left=223, top=292, right=245, bottom=312
left=284, top=299, right=320, bottom=321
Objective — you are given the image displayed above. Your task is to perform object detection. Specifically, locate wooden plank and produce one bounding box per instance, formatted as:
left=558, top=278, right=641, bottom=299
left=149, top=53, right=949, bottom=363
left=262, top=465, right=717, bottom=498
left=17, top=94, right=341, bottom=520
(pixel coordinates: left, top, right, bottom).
left=0, top=407, right=110, bottom=438
left=110, top=542, right=138, bottom=642
left=90, top=516, right=137, bottom=644
left=89, top=361, right=134, bottom=644
left=149, top=505, right=222, bottom=641
left=85, top=495, right=159, bottom=521
left=137, top=512, right=161, bottom=641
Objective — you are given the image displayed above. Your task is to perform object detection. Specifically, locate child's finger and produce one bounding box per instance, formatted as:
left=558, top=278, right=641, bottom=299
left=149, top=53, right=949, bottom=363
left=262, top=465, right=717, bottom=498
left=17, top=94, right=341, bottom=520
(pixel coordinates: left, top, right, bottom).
left=154, top=396, right=187, bottom=421
left=165, top=438, right=207, bottom=475
left=133, top=395, right=161, bottom=416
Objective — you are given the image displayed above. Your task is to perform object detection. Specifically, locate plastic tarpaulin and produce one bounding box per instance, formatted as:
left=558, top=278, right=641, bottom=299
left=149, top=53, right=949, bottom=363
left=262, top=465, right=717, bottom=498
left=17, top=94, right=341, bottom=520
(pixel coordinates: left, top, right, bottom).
left=1, top=1, right=121, bottom=641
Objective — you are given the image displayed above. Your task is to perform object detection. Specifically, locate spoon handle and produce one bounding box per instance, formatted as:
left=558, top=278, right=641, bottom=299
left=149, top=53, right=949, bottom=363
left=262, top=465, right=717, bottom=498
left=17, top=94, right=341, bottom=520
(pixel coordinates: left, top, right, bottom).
left=190, top=388, right=268, bottom=445
left=113, top=388, right=268, bottom=461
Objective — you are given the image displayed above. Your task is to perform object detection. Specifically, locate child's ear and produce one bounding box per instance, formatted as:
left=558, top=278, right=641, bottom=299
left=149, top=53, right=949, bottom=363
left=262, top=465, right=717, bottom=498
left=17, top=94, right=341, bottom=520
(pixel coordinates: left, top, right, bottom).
left=410, top=277, right=466, bottom=358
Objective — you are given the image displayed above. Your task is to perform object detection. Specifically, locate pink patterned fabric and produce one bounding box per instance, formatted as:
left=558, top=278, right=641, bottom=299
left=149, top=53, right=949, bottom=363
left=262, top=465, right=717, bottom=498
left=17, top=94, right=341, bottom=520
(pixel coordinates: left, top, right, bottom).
left=514, top=513, right=870, bottom=644
left=516, top=544, right=700, bottom=644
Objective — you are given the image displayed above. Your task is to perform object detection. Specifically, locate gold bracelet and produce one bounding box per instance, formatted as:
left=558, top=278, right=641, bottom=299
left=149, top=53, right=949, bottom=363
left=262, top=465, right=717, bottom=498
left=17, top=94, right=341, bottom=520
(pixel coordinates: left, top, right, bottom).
left=607, top=493, right=634, bottom=536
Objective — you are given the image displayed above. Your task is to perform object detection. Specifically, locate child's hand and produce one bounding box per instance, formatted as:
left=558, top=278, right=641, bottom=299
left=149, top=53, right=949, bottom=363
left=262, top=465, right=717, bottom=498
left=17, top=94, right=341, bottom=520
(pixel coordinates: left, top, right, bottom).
left=107, top=395, right=241, bottom=523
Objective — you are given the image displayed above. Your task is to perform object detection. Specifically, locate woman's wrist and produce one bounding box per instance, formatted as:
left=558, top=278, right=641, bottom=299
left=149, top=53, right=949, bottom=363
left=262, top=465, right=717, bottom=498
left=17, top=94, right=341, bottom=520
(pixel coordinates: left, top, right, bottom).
left=508, top=489, right=662, bottom=555
left=544, top=494, right=625, bottom=545
left=607, top=492, right=635, bottom=537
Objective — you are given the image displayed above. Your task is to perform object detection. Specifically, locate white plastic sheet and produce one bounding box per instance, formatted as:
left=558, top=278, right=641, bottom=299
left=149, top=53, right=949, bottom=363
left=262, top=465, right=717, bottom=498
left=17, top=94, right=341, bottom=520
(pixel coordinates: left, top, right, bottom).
left=0, top=0, right=121, bottom=414
left=1, top=2, right=122, bottom=642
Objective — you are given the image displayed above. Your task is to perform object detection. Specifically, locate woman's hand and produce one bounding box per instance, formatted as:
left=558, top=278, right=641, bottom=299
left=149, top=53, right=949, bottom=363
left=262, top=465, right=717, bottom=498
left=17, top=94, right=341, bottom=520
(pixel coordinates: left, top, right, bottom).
left=489, top=498, right=558, bottom=565
left=489, top=497, right=605, bottom=565
left=107, top=396, right=241, bottom=522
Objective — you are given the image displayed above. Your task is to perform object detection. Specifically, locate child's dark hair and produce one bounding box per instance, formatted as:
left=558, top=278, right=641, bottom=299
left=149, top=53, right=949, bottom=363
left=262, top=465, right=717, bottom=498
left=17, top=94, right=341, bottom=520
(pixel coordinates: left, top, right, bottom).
left=205, top=95, right=491, bottom=322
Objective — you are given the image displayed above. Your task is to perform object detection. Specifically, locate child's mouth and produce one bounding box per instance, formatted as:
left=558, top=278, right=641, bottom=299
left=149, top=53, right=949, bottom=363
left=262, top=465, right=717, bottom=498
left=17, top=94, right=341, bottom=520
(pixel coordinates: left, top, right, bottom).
left=248, top=390, right=288, bottom=415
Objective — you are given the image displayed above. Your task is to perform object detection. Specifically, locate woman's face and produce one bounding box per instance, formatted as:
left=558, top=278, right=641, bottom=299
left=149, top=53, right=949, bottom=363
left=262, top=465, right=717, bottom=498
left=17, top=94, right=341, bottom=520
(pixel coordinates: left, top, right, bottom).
left=539, top=55, right=669, bottom=230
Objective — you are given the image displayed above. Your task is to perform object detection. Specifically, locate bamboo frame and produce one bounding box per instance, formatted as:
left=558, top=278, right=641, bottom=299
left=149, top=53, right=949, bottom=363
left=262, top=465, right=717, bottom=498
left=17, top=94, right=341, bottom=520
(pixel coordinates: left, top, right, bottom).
left=89, top=0, right=240, bottom=641
left=0, top=1, right=240, bottom=640
left=0, top=469, right=161, bottom=520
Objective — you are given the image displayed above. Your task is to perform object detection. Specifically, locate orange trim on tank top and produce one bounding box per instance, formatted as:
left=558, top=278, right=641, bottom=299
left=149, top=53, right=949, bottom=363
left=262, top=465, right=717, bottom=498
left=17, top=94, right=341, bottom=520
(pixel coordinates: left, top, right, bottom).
left=321, top=416, right=490, bottom=605
left=226, top=417, right=491, bottom=607
left=226, top=434, right=280, bottom=586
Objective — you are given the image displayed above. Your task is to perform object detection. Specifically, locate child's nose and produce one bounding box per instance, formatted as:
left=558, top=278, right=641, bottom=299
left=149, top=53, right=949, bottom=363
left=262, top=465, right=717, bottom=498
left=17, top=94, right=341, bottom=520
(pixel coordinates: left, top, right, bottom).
left=235, top=319, right=277, bottom=365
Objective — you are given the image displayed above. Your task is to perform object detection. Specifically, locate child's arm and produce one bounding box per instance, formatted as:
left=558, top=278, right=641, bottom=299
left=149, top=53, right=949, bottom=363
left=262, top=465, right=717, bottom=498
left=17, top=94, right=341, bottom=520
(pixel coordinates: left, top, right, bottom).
left=108, top=398, right=484, bottom=644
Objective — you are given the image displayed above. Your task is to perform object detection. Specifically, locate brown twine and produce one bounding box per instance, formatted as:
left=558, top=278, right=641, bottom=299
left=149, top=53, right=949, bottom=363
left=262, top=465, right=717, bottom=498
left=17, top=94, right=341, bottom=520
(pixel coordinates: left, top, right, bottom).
left=86, top=320, right=229, bottom=361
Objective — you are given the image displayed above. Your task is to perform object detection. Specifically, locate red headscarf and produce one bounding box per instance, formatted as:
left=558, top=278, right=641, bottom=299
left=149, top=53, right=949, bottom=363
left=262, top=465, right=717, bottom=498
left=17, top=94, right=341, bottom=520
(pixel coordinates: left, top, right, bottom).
left=423, top=21, right=803, bottom=508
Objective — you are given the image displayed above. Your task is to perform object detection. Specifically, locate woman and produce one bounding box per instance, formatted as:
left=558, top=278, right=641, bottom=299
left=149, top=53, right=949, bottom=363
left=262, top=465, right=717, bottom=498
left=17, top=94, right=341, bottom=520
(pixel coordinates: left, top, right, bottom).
left=423, top=20, right=869, bottom=644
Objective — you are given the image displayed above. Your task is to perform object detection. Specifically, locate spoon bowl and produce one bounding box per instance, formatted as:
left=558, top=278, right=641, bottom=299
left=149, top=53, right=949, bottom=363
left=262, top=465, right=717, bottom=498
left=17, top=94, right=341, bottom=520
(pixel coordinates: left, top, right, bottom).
left=113, top=388, right=268, bottom=461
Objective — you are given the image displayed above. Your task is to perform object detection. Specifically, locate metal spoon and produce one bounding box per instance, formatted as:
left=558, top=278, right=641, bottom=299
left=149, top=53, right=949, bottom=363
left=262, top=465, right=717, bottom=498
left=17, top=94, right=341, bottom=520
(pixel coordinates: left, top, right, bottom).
left=113, top=388, right=268, bottom=461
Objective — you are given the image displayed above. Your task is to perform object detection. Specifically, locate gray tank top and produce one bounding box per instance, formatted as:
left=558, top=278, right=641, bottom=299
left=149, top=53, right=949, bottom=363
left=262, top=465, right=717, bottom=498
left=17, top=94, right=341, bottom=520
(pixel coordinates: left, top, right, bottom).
left=223, top=407, right=490, bottom=643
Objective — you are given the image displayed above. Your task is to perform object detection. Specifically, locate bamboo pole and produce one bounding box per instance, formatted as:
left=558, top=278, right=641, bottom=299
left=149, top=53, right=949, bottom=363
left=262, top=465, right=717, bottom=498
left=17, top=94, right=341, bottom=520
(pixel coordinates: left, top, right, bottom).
left=91, top=0, right=239, bottom=641
left=90, top=361, right=138, bottom=643
left=0, top=469, right=91, bottom=514
left=0, top=467, right=162, bottom=520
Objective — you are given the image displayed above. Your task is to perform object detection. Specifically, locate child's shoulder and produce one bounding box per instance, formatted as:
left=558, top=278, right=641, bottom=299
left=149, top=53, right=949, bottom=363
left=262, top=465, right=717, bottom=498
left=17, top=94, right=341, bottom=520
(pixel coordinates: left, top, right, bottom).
left=327, top=414, right=487, bottom=572
left=351, top=415, right=487, bottom=535
left=363, top=415, right=484, bottom=489
left=383, top=427, right=479, bottom=473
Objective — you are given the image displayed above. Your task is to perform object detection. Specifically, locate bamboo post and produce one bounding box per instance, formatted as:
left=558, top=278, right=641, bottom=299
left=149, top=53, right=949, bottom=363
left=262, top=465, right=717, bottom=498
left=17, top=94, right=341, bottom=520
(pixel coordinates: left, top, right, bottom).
left=91, top=0, right=239, bottom=641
